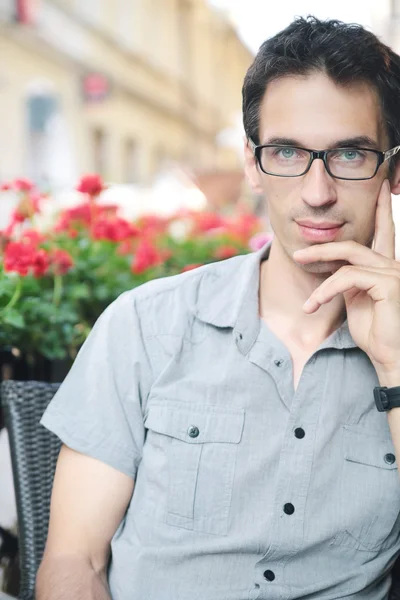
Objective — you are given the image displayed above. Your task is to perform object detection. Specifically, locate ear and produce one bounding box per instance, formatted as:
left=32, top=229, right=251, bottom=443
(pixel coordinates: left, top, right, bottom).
left=243, top=137, right=264, bottom=194
left=390, top=160, right=400, bottom=195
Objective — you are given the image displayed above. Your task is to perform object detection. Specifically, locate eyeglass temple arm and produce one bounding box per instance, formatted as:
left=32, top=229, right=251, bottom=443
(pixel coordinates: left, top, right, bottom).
left=384, top=145, right=400, bottom=161
left=247, top=138, right=257, bottom=154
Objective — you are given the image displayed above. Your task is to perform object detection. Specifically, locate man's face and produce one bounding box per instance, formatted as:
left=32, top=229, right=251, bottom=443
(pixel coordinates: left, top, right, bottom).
left=244, top=71, right=392, bottom=274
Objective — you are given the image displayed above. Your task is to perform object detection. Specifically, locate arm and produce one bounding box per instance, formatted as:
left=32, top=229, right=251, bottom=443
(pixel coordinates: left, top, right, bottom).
left=35, top=444, right=134, bottom=600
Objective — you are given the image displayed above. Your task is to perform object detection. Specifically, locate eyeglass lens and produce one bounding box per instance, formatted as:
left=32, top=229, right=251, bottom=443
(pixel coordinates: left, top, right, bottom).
left=259, top=146, right=379, bottom=179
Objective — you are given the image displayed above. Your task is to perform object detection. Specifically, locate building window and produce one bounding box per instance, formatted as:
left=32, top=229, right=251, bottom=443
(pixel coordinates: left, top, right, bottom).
left=26, top=92, right=58, bottom=185
left=124, top=138, right=138, bottom=184
left=152, top=146, right=168, bottom=179
left=92, top=127, right=107, bottom=177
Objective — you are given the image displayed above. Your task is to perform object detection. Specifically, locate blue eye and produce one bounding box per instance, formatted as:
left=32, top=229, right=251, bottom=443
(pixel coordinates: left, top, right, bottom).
left=343, top=150, right=359, bottom=160
left=332, top=149, right=365, bottom=161
left=278, top=148, right=296, bottom=159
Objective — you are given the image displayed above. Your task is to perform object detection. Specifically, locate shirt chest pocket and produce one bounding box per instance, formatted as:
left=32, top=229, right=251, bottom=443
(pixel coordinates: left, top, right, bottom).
left=330, top=425, right=400, bottom=552
left=144, top=402, right=245, bottom=535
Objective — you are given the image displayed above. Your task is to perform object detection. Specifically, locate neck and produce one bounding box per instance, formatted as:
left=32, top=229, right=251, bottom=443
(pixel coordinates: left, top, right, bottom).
left=259, top=240, right=346, bottom=348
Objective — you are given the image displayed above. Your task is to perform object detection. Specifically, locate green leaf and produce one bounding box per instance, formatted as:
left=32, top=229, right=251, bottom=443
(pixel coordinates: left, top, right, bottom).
left=2, top=309, right=25, bottom=329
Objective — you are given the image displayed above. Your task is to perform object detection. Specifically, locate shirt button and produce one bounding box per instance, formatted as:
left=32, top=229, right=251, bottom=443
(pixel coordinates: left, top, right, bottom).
left=294, top=427, right=305, bottom=439
left=384, top=452, right=396, bottom=464
left=283, top=502, right=295, bottom=515
left=263, top=570, right=275, bottom=581
left=187, top=425, right=200, bottom=438
left=274, top=359, right=284, bottom=367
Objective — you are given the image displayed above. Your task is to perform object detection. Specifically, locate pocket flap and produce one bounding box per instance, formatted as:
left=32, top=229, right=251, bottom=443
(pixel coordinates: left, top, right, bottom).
left=343, top=425, right=397, bottom=470
left=145, top=402, right=245, bottom=444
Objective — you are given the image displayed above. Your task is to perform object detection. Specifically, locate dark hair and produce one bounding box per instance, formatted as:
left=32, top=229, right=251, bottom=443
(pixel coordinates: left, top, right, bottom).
left=242, top=15, right=400, bottom=166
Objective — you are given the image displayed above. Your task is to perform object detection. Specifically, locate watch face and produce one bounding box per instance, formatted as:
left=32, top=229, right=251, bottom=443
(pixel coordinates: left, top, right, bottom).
left=381, top=391, right=390, bottom=410
left=374, top=387, right=389, bottom=412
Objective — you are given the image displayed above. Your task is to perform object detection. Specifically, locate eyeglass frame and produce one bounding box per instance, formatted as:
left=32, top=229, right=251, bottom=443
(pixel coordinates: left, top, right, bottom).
left=248, top=137, right=400, bottom=181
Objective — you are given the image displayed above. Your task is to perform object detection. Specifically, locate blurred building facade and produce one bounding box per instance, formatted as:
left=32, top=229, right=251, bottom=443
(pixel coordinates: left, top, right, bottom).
left=0, top=0, right=253, bottom=189
left=380, top=0, right=400, bottom=52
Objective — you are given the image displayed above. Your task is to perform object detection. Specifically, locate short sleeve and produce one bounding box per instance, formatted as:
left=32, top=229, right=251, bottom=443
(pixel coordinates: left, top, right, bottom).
left=40, top=290, right=153, bottom=479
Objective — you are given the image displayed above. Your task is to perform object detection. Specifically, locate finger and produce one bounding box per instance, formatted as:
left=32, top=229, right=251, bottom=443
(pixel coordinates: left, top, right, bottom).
left=293, top=240, right=390, bottom=268
left=372, top=178, right=395, bottom=259
left=312, top=265, right=400, bottom=303
left=303, top=267, right=400, bottom=313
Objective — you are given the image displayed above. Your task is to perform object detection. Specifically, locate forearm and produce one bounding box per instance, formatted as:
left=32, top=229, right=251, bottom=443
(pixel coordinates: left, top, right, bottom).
left=35, top=555, right=112, bottom=600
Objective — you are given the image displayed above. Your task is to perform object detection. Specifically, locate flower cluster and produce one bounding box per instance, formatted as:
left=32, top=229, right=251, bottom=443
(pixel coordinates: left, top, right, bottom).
left=1, top=178, right=45, bottom=237
left=4, top=234, right=74, bottom=278
left=0, top=174, right=272, bottom=361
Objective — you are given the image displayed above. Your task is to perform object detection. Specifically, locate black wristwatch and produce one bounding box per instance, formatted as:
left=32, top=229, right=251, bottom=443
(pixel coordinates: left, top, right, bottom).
left=374, top=386, right=400, bottom=412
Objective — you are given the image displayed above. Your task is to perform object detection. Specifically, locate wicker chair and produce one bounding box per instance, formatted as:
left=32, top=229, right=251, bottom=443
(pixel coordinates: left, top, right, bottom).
left=1, top=380, right=61, bottom=600
left=2, top=379, right=400, bottom=600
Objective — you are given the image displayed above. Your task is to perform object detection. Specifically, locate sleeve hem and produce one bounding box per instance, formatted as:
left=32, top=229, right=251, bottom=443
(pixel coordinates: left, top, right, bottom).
left=40, top=411, right=140, bottom=480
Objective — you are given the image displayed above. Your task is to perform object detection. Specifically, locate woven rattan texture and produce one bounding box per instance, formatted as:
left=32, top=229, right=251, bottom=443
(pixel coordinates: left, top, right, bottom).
left=1, top=380, right=61, bottom=600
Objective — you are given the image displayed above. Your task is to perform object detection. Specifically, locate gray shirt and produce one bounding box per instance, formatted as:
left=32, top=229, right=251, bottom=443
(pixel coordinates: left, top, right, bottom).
left=41, top=241, right=400, bottom=600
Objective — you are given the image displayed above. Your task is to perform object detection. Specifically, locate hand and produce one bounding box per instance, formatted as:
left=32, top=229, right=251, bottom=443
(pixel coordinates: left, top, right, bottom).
left=293, top=179, right=400, bottom=377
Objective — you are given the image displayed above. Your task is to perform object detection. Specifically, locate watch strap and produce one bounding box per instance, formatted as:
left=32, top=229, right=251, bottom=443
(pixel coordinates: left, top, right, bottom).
left=374, top=386, right=400, bottom=412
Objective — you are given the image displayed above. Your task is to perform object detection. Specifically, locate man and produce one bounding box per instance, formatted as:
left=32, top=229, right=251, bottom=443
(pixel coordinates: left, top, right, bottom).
left=37, top=15, right=400, bottom=600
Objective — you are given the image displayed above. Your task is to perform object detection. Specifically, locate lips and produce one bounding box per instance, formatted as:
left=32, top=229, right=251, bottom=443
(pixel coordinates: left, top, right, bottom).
left=296, top=221, right=344, bottom=242
left=296, top=220, right=344, bottom=229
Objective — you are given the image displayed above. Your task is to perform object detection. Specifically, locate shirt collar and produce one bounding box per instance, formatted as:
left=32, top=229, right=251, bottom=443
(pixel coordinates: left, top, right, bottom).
left=193, top=239, right=358, bottom=352
left=194, top=241, right=271, bottom=330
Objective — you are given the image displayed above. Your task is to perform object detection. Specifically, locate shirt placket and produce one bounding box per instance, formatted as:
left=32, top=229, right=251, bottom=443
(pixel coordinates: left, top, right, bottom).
left=244, top=326, right=327, bottom=598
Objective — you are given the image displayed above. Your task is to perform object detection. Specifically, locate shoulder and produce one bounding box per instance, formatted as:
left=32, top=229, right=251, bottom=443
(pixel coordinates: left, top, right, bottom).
left=109, top=253, right=249, bottom=335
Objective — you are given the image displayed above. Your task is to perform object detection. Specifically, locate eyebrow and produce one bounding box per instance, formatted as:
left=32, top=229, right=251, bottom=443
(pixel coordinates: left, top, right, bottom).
left=262, top=136, right=380, bottom=150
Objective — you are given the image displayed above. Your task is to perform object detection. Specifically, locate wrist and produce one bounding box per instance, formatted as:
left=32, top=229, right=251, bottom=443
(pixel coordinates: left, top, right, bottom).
left=374, top=362, right=400, bottom=388
left=376, top=373, right=400, bottom=388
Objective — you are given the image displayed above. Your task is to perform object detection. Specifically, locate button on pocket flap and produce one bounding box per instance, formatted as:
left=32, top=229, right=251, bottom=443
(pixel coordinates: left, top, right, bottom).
left=145, top=403, right=245, bottom=444
left=343, top=426, right=397, bottom=470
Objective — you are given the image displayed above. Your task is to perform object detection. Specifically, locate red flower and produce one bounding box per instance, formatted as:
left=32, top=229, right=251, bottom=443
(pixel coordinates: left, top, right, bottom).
left=51, top=249, right=74, bottom=275
left=136, top=214, right=168, bottom=238
left=214, top=245, right=239, bottom=260
left=192, top=212, right=226, bottom=234
left=13, top=178, right=35, bottom=192
left=4, top=242, right=50, bottom=277
left=93, top=216, right=139, bottom=242
left=225, top=213, right=261, bottom=243
left=0, top=182, right=12, bottom=191
left=55, top=203, right=92, bottom=231
left=76, top=174, right=105, bottom=196
left=11, top=190, right=43, bottom=225
left=32, top=249, right=50, bottom=277
left=4, top=210, right=25, bottom=236
left=131, top=239, right=170, bottom=274
left=55, top=202, right=118, bottom=232
left=10, top=210, right=25, bottom=224
left=20, top=230, right=46, bottom=246
left=117, top=239, right=134, bottom=255
left=182, top=263, right=203, bottom=272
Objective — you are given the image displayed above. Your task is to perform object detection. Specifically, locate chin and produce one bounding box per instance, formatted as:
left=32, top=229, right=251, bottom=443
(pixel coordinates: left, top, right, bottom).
left=299, top=260, right=348, bottom=275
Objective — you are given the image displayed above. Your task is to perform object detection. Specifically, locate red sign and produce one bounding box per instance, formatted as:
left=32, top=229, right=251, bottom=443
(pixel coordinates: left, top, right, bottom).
left=82, top=73, right=112, bottom=103
left=16, top=0, right=39, bottom=24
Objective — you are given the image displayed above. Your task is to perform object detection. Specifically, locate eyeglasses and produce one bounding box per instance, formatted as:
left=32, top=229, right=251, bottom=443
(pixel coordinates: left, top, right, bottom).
left=248, top=138, right=400, bottom=181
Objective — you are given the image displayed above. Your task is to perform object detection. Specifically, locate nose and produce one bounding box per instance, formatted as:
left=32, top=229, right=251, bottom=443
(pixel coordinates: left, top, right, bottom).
left=301, top=156, right=337, bottom=208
